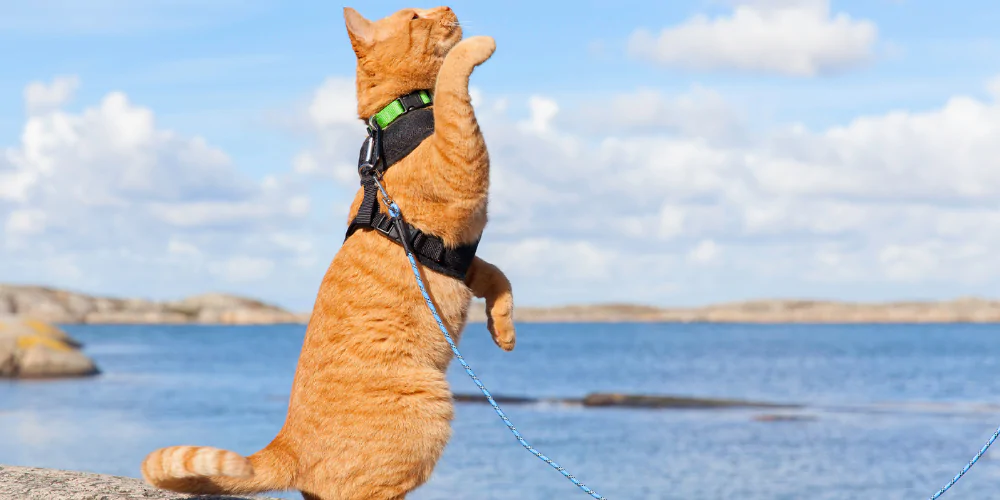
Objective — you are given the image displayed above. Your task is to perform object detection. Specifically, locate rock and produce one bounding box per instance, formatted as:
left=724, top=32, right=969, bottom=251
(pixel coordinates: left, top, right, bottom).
left=0, top=317, right=99, bottom=379
left=17, top=342, right=99, bottom=379
left=465, top=297, right=1000, bottom=323
left=0, top=337, right=16, bottom=377
left=10, top=317, right=83, bottom=347
left=4, top=282, right=999, bottom=325
left=452, top=393, right=551, bottom=405
left=451, top=392, right=799, bottom=410
left=167, top=293, right=303, bottom=325
left=0, top=465, right=281, bottom=500
left=0, top=285, right=305, bottom=325
left=582, top=392, right=799, bottom=409
left=752, top=413, right=817, bottom=422
left=83, top=311, right=192, bottom=324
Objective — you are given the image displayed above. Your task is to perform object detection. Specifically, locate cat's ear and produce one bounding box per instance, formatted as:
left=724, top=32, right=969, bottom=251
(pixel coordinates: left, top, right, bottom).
left=344, top=7, right=374, bottom=54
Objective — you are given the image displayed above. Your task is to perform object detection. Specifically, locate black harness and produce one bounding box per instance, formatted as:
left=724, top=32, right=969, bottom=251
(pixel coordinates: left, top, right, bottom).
left=344, top=91, right=480, bottom=281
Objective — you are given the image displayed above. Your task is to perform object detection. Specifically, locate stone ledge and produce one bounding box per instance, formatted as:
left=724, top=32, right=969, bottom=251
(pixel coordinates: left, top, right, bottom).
left=0, top=465, right=281, bottom=500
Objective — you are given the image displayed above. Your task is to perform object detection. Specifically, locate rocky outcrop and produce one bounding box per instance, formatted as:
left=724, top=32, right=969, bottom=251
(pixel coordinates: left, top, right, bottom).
left=452, top=392, right=798, bottom=410
left=3, top=283, right=998, bottom=325
left=465, top=297, right=1000, bottom=323
left=0, top=317, right=99, bottom=378
left=0, top=465, right=280, bottom=500
left=580, top=392, right=797, bottom=409
left=0, top=285, right=307, bottom=325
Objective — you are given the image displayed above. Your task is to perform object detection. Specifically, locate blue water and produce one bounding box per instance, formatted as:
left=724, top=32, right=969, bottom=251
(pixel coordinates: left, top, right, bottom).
left=2, top=323, right=1000, bottom=499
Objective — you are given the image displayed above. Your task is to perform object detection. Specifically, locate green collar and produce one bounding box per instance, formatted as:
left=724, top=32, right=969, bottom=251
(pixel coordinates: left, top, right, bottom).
left=369, top=90, right=433, bottom=129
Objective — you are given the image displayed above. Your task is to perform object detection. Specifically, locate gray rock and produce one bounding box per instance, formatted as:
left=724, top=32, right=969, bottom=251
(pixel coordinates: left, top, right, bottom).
left=0, top=295, right=14, bottom=315
left=0, top=465, right=282, bottom=500
left=0, top=337, right=16, bottom=377
left=17, top=345, right=99, bottom=378
left=0, top=317, right=99, bottom=379
left=452, top=391, right=800, bottom=410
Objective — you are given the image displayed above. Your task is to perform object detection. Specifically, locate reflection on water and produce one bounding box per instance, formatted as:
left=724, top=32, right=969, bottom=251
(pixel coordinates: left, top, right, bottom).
left=2, top=323, right=999, bottom=499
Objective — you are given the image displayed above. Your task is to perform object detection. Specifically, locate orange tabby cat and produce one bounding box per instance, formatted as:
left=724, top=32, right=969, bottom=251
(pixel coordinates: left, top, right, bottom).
left=140, top=6, right=515, bottom=500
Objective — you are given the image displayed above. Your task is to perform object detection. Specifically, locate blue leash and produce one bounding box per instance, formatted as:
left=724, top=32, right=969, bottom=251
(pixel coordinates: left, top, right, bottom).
left=928, top=424, right=1000, bottom=499
left=369, top=175, right=997, bottom=500
left=372, top=178, right=607, bottom=499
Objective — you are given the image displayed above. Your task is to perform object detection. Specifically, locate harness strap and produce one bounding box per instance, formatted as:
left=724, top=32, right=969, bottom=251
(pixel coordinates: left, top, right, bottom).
left=347, top=210, right=480, bottom=280
left=377, top=107, right=435, bottom=172
left=352, top=177, right=380, bottom=228
left=344, top=90, right=480, bottom=281
left=371, top=89, right=432, bottom=129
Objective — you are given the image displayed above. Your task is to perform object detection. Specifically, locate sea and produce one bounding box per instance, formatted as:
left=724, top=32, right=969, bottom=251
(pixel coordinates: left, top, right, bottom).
left=2, top=323, right=1000, bottom=499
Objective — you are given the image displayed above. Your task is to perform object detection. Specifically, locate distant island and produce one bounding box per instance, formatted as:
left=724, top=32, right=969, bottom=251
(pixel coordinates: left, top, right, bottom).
left=0, top=285, right=306, bottom=325
left=2, top=284, right=999, bottom=324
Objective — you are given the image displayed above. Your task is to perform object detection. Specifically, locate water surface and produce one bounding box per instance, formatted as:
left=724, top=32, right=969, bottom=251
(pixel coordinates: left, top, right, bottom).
left=1, top=323, right=999, bottom=499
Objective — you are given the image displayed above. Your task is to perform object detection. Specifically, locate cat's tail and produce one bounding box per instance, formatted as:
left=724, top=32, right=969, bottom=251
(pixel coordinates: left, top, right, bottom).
left=141, top=441, right=296, bottom=495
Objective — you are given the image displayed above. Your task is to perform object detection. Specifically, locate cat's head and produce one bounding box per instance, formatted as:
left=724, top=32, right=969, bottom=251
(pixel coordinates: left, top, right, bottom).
left=344, top=6, right=462, bottom=119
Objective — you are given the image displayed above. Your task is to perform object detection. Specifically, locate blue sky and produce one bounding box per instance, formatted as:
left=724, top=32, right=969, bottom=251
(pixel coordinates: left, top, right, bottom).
left=2, top=0, right=1000, bottom=311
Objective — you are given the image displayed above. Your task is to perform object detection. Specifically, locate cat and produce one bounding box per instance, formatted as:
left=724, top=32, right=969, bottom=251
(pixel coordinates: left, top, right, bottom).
left=139, top=6, right=516, bottom=500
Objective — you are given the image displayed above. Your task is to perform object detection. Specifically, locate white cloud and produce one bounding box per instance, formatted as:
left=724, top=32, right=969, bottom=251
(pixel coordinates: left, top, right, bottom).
left=758, top=95, right=1000, bottom=201
left=518, top=96, right=560, bottom=135
left=479, top=238, right=615, bottom=284
left=628, top=0, right=878, bottom=76
left=658, top=205, right=687, bottom=239
left=167, top=238, right=201, bottom=258
left=209, top=256, right=275, bottom=283
left=574, top=86, right=745, bottom=141
left=450, top=74, right=1000, bottom=304
left=878, top=243, right=938, bottom=282
left=469, top=86, right=484, bottom=109
left=5, top=209, right=46, bottom=236
left=8, top=68, right=1000, bottom=310
left=292, top=76, right=367, bottom=183
left=24, top=75, right=79, bottom=116
left=0, top=76, right=319, bottom=305
left=689, top=240, right=722, bottom=264
left=308, top=77, right=359, bottom=128
left=989, top=76, right=1000, bottom=100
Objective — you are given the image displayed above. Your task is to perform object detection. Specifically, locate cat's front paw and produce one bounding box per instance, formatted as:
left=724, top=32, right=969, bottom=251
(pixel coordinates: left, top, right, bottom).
left=451, top=35, right=496, bottom=68
left=488, top=307, right=516, bottom=352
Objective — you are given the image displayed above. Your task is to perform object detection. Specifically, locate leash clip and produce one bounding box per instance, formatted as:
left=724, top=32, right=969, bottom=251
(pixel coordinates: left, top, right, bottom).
left=371, top=175, right=400, bottom=218
left=358, top=135, right=378, bottom=177
left=359, top=118, right=385, bottom=178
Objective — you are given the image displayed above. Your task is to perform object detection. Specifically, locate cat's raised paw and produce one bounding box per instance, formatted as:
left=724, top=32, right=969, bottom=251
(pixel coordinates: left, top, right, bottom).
left=452, top=35, right=496, bottom=67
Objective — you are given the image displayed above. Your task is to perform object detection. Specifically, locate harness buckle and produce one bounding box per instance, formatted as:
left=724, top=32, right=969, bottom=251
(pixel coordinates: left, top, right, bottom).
left=398, top=92, right=427, bottom=112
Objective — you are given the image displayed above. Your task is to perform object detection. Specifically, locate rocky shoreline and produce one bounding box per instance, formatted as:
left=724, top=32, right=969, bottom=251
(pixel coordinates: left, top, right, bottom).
left=0, top=465, right=279, bottom=500
left=3, top=284, right=999, bottom=325
left=0, top=285, right=307, bottom=325
left=464, top=297, right=1000, bottom=324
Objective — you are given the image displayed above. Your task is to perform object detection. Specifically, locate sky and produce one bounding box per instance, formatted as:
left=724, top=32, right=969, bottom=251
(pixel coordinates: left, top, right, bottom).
left=2, top=0, right=1000, bottom=312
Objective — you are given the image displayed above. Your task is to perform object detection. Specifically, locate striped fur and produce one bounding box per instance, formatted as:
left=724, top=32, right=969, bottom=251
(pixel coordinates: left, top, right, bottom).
left=141, top=446, right=252, bottom=480
left=140, top=6, right=516, bottom=500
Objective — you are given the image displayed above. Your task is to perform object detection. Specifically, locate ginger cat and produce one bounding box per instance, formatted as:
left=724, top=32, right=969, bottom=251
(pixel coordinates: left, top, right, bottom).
left=140, top=6, right=516, bottom=500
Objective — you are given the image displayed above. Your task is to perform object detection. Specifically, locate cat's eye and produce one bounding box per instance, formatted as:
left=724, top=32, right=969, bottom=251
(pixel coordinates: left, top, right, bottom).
left=411, top=12, right=420, bottom=20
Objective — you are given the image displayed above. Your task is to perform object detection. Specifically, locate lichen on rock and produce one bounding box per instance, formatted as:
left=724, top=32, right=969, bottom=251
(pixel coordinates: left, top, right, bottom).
left=0, top=316, right=99, bottom=379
